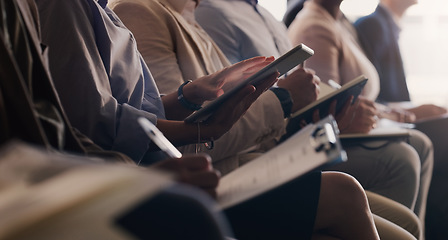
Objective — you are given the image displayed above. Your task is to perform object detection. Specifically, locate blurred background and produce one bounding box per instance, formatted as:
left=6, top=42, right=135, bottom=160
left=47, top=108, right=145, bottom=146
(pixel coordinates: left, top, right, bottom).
left=259, top=0, right=448, bottom=107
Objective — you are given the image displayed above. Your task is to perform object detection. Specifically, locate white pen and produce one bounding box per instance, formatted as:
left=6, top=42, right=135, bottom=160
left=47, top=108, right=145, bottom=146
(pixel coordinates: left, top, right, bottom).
left=327, top=79, right=342, bottom=90
left=138, top=117, right=182, bottom=159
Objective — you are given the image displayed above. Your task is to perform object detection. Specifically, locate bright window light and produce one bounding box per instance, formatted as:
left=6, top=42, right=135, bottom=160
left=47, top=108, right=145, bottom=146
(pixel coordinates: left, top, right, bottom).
left=259, top=0, right=448, bottom=107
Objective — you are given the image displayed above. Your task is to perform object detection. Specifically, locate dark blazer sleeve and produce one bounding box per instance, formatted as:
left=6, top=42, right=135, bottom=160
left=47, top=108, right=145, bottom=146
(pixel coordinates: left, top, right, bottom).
left=354, top=14, right=385, bottom=74
left=355, top=9, right=410, bottom=102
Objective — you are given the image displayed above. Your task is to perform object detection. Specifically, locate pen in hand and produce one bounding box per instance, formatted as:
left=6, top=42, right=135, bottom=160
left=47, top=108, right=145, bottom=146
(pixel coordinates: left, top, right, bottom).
left=328, top=79, right=342, bottom=89
left=138, top=117, right=182, bottom=159
left=327, top=79, right=342, bottom=90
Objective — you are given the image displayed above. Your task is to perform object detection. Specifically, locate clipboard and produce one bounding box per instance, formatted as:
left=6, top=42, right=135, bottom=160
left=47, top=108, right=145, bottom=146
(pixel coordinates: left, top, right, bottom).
left=184, top=44, right=314, bottom=123
left=283, top=75, right=368, bottom=139
left=339, top=128, right=410, bottom=142
left=217, top=115, right=346, bottom=209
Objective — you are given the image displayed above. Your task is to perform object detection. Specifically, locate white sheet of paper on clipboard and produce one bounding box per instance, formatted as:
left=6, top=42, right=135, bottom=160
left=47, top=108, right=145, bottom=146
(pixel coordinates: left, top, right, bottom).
left=217, top=115, right=346, bottom=209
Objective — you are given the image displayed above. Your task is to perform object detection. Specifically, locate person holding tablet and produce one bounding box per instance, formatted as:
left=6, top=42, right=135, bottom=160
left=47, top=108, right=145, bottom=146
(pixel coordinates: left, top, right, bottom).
left=194, top=0, right=431, bottom=238
left=109, top=0, right=421, bottom=239
left=109, top=0, right=321, bottom=175
left=30, top=0, right=390, bottom=239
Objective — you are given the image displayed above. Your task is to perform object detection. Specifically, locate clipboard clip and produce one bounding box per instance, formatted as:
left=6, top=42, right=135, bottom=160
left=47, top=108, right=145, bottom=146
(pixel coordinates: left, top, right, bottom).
left=311, top=123, right=337, bottom=153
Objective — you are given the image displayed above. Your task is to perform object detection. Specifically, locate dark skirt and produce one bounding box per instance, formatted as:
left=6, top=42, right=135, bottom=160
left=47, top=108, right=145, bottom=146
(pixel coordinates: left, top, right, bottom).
left=224, top=171, right=322, bottom=240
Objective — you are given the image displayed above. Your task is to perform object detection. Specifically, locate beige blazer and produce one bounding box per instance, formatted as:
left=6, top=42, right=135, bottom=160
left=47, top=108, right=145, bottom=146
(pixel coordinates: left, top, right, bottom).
left=288, top=1, right=380, bottom=101
left=110, top=0, right=286, bottom=174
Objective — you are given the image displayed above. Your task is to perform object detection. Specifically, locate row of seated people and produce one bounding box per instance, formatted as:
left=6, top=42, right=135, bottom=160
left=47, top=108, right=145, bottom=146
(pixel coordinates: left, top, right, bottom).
left=109, top=0, right=434, bottom=238
left=1, top=0, right=443, bottom=239
left=0, top=0, right=382, bottom=239
left=283, top=0, right=448, bottom=239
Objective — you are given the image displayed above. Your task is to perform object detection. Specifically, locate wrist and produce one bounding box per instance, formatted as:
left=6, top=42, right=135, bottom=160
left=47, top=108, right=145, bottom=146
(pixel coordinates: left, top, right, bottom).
left=270, top=87, right=293, bottom=118
left=178, top=80, right=203, bottom=111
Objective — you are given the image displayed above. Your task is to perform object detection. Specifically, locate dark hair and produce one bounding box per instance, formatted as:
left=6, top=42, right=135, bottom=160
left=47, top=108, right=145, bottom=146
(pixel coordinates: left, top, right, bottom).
left=283, top=0, right=308, bottom=28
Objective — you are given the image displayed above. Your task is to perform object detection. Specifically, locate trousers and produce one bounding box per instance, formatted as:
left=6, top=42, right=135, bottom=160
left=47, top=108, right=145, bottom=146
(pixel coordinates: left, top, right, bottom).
left=326, top=129, right=433, bottom=232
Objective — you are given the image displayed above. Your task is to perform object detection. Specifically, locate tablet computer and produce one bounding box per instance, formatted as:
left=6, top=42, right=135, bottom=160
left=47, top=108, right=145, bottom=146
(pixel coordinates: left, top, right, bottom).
left=283, top=75, right=368, bottom=139
left=184, top=44, right=314, bottom=123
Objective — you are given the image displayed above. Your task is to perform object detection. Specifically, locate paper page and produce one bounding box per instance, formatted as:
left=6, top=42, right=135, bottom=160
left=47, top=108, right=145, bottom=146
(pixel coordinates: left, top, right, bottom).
left=217, top=118, right=344, bottom=209
left=339, top=119, right=410, bottom=140
left=317, top=82, right=336, bottom=99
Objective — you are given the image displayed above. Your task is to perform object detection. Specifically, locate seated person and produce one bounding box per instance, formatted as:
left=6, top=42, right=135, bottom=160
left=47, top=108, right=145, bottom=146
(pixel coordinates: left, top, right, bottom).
left=109, top=0, right=320, bottom=173
left=285, top=0, right=434, bottom=234
left=354, top=0, right=448, bottom=238
left=111, top=0, right=421, bottom=238
left=195, top=0, right=431, bottom=238
left=30, top=0, right=388, bottom=239
left=0, top=0, right=230, bottom=239
left=354, top=0, right=446, bottom=118
left=37, top=0, right=281, bottom=173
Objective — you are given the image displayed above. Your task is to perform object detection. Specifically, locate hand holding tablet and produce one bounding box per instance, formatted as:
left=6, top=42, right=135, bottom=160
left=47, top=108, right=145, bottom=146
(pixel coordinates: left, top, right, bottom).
left=184, top=44, right=314, bottom=123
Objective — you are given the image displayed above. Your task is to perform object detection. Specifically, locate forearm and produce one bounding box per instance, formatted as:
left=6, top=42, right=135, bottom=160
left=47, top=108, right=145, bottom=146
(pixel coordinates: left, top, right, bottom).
left=157, top=119, right=223, bottom=147
left=162, top=80, right=208, bottom=120
left=156, top=119, right=198, bottom=146
left=178, top=92, right=286, bottom=165
left=162, top=92, right=195, bottom=120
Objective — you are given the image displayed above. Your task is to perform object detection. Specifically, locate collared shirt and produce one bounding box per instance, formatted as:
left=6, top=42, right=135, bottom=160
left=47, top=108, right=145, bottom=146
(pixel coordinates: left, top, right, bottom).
left=196, top=0, right=292, bottom=64
left=37, top=0, right=165, bottom=162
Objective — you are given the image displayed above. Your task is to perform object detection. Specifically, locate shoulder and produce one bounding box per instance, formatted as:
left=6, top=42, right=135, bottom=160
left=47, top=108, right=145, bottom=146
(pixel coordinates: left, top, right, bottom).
left=195, top=0, right=240, bottom=37
left=36, top=0, right=99, bottom=29
left=290, top=10, right=338, bottom=42
left=196, top=0, right=233, bottom=21
left=109, top=0, right=168, bottom=18
left=109, top=0, right=178, bottom=34
left=355, top=14, right=383, bottom=30
left=36, top=0, right=93, bottom=15
left=109, top=0, right=165, bottom=12
left=354, top=13, right=387, bottom=42
left=354, top=7, right=392, bottom=34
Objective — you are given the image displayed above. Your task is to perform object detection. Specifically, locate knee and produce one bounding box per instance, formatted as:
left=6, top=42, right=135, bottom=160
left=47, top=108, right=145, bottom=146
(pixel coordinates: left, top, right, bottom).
left=373, top=215, right=418, bottom=240
left=321, top=171, right=368, bottom=209
left=366, top=191, right=421, bottom=239
left=409, top=129, right=434, bottom=164
left=388, top=143, right=421, bottom=183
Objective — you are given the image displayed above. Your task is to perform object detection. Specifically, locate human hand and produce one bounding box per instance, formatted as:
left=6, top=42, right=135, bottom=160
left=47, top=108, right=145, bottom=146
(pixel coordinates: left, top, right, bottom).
left=337, top=96, right=378, bottom=134
left=324, top=96, right=354, bottom=132
left=199, top=71, right=280, bottom=141
left=277, top=66, right=321, bottom=113
left=182, top=56, right=274, bottom=105
left=152, top=153, right=220, bottom=199
left=375, top=103, right=416, bottom=123
left=407, top=104, right=447, bottom=121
